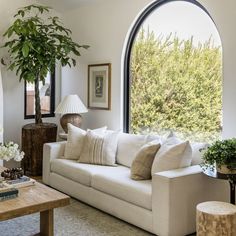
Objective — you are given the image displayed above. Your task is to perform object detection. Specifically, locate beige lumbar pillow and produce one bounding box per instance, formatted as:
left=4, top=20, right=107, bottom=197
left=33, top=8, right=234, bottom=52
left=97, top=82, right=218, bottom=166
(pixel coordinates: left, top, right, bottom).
left=79, top=130, right=119, bottom=166
left=131, top=141, right=161, bottom=180
left=151, top=137, right=192, bottom=175
left=64, top=123, right=107, bottom=160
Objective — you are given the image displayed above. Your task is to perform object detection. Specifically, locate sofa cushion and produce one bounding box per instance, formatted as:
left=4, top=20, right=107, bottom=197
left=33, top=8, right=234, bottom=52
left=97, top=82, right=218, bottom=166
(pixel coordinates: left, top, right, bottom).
left=51, top=159, right=122, bottom=186
left=79, top=130, right=119, bottom=166
left=91, top=169, right=152, bottom=210
left=191, top=142, right=208, bottom=165
left=51, top=159, right=124, bottom=187
left=116, top=132, right=161, bottom=167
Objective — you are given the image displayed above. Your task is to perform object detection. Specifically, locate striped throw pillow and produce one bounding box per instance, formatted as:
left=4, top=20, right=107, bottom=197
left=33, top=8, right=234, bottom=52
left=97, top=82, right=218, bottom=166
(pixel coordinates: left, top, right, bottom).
left=64, top=123, right=107, bottom=160
left=79, top=130, right=119, bottom=166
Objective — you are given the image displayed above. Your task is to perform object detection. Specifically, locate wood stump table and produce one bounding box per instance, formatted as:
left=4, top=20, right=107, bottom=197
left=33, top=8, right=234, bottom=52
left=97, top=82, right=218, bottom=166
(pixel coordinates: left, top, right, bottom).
left=197, top=201, right=236, bottom=236
left=22, top=123, right=57, bottom=176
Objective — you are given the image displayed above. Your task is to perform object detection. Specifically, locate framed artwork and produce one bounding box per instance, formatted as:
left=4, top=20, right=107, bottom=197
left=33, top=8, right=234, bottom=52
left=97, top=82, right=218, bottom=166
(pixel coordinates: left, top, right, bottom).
left=88, top=63, right=111, bottom=110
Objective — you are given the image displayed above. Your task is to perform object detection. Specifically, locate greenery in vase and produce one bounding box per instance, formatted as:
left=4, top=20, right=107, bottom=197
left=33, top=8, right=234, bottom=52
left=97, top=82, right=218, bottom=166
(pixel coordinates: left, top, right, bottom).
left=201, top=138, right=236, bottom=170
left=1, top=5, right=89, bottom=124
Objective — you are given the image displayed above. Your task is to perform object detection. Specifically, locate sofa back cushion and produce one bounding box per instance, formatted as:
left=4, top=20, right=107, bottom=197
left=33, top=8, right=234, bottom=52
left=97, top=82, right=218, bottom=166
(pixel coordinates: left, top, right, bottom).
left=116, top=133, right=161, bottom=167
left=191, top=142, right=208, bottom=165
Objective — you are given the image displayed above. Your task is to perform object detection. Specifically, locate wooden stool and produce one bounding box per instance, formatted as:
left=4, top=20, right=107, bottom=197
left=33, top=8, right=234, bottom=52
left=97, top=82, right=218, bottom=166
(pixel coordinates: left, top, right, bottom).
left=196, top=201, right=236, bottom=236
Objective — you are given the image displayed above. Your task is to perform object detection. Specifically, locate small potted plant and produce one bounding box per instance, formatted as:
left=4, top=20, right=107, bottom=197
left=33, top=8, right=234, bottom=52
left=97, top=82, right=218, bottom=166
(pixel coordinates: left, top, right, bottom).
left=202, top=138, right=236, bottom=174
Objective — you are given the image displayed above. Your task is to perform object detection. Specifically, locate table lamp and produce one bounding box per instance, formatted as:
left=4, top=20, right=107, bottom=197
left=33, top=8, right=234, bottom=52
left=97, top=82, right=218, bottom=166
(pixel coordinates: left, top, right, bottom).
left=55, top=95, right=88, bottom=133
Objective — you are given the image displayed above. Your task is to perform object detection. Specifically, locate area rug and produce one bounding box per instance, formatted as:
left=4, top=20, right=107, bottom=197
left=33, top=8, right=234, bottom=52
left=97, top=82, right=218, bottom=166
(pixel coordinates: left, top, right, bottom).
left=0, top=199, right=154, bottom=236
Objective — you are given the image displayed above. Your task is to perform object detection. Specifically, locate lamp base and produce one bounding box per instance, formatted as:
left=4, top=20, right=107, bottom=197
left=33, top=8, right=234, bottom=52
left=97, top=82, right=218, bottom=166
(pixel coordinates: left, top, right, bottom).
left=60, top=113, right=82, bottom=133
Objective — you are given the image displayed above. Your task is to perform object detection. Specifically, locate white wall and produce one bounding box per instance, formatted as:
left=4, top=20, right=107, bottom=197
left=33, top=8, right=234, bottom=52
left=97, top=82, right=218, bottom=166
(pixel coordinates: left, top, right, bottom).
left=61, top=0, right=151, bottom=130
left=61, top=0, right=236, bottom=138
left=0, top=0, right=61, bottom=146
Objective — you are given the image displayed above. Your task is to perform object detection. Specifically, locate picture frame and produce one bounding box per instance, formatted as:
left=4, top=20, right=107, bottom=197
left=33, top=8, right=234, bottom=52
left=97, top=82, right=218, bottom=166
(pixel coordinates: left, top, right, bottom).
left=88, top=63, right=111, bottom=110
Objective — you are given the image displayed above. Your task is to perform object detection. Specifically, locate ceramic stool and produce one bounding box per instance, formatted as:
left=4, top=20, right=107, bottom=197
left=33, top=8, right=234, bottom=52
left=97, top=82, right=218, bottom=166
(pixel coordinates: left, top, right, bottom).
left=196, top=201, right=236, bottom=236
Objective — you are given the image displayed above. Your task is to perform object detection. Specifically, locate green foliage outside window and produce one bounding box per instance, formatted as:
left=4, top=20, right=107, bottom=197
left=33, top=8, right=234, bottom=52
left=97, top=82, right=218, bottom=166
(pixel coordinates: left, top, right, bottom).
left=130, top=28, right=222, bottom=142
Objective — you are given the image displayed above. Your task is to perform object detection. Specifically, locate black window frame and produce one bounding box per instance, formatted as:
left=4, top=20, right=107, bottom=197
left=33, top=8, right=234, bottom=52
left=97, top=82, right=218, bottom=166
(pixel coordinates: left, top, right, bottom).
left=123, top=0, right=212, bottom=133
left=24, top=71, right=56, bottom=119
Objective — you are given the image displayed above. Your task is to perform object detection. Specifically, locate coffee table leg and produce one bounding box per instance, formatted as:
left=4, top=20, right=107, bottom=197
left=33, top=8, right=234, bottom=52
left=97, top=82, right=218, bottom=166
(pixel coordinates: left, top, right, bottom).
left=40, top=209, right=54, bottom=236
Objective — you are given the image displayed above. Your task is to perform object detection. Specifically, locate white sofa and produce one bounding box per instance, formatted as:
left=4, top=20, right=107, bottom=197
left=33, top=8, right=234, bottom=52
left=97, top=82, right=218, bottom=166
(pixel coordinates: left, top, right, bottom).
left=43, top=133, right=230, bottom=236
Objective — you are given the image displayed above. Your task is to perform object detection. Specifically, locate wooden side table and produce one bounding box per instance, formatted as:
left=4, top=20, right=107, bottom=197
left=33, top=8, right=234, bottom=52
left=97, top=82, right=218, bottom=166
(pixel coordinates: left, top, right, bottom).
left=197, top=201, right=236, bottom=236
left=203, top=168, right=236, bottom=204
left=22, top=123, right=57, bottom=176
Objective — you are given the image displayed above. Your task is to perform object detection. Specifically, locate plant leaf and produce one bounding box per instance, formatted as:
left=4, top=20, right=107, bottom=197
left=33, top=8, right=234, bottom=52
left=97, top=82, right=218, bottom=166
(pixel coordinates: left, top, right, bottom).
left=22, top=43, right=30, bottom=57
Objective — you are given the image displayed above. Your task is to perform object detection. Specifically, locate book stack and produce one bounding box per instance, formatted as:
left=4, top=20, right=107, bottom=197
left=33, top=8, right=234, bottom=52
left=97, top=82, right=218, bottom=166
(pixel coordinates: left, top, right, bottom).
left=0, top=175, right=36, bottom=202
left=6, top=176, right=36, bottom=188
left=0, top=187, right=18, bottom=201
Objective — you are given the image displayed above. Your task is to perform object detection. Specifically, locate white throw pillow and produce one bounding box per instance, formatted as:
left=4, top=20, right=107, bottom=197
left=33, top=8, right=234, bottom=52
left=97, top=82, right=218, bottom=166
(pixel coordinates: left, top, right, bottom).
left=79, top=130, right=119, bottom=166
left=151, top=137, right=192, bottom=175
left=116, top=133, right=162, bottom=167
left=191, top=142, right=209, bottom=165
left=63, top=124, right=107, bottom=160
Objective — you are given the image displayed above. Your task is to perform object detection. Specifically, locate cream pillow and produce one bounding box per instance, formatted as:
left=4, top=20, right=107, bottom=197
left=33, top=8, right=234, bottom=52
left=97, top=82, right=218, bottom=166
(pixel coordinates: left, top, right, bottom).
left=79, top=130, right=119, bottom=166
left=63, top=124, right=107, bottom=160
left=151, top=137, right=192, bottom=175
left=131, top=141, right=161, bottom=180
left=191, top=142, right=209, bottom=165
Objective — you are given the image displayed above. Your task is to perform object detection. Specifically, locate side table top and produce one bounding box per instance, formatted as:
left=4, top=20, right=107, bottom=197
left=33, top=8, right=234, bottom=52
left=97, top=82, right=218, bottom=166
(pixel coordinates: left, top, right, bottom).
left=197, top=201, right=236, bottom=215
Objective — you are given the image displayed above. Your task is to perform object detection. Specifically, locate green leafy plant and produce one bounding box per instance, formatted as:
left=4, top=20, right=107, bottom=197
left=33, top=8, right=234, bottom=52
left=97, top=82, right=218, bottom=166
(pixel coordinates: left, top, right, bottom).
left=201, top=138, right=236, bottom=170
left=1, top=4, right=89, bottom=124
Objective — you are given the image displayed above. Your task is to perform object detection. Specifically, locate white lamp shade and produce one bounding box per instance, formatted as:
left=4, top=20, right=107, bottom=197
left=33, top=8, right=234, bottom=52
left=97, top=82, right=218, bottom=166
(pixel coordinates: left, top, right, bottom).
left=55, top=95, right=88, bottom=114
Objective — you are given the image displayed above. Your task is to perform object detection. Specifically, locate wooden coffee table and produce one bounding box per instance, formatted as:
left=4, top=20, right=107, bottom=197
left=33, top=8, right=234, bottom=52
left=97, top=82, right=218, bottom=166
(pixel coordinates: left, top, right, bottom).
left=0, top=172, right=70, bottom=236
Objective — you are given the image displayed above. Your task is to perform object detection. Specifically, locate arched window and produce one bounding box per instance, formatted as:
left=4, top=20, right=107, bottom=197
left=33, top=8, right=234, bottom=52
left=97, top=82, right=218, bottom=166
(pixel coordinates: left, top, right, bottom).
left=124, top=0, right=222, bottom=142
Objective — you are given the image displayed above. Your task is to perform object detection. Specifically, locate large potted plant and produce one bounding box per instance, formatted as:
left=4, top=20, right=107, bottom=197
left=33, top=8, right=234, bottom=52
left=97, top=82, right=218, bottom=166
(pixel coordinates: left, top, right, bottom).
left=2, top=5, right=88, bottom=175
left=202, top=138, right=236, bottom=174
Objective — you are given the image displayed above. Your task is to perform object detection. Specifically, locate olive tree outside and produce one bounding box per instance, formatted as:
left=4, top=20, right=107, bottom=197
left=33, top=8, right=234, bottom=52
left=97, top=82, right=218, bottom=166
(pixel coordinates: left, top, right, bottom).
left=130, top=28, right=222, bottom=142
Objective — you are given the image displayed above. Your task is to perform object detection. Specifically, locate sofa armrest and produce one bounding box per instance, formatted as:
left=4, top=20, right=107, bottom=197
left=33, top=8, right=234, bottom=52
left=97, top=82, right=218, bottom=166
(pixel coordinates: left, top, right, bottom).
left=152, top=165, right=229, bottom=236
left=42, top=141, right=66, bottom=185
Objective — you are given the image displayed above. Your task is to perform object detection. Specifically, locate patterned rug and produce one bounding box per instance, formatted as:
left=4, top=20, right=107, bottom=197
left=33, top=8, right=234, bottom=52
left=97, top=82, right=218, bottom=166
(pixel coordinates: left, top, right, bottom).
left=0, top=199, right=154, bottom=236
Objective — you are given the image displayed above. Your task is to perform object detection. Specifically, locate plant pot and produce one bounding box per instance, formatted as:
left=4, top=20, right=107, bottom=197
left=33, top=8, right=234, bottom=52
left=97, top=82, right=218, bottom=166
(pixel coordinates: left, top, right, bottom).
left=216, top=164, right=236, bottom=174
